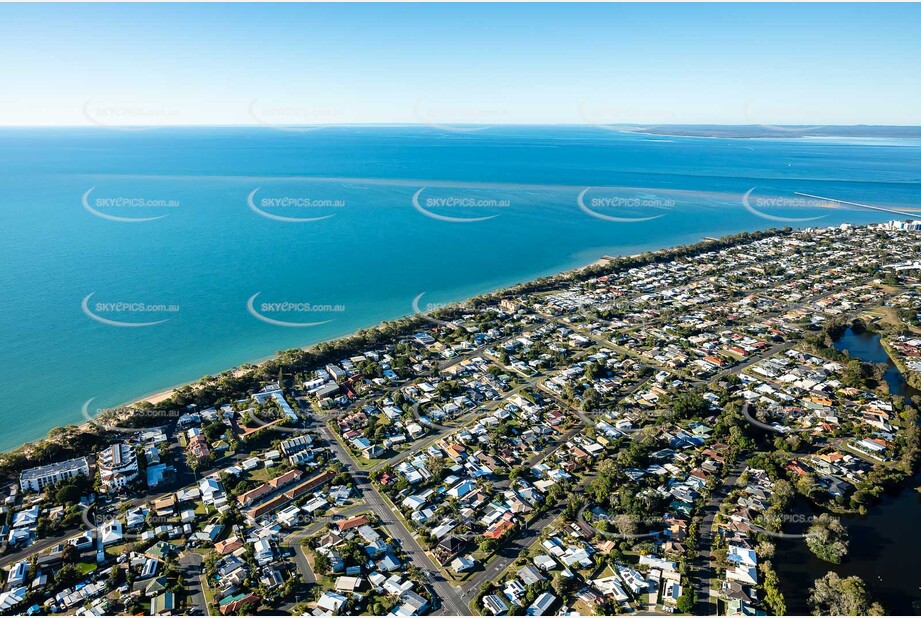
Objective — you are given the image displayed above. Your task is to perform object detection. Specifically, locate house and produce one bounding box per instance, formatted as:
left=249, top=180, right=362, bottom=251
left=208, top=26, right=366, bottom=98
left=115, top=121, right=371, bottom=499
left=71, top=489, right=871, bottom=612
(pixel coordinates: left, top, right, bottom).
left=378, top=553, right=401, bottom=572
left=313, top=382, right=342, bottom=400
left=448, top=479, right=476, bottom=499
left=483, top=518, right=515, bottom=540
left=149, top=592, right=175, bottom=615
left=187, top=433, right=211, bottom=459
left=363, top=444, right=386, bottom=459
left=253, top=538, right=274, bottom=565
left=392, top=590, right=429, bottom=616
left=721, top=581, right=754, bottom=604
left=450, top=555, right=476, bottom=573
left=316, top=591, right=348, bottom=614
left=280, top=435, right=312, bottom=456
left=483, top=594, right=509, bottom=615
left=727, top=545, right=757, bottom=567
left=358, top=524, right=381, bottom=544
left=533, top=554, right=557, bottom=571
left=199, top=476, right=226, bottom=506
left=99, top=520, right=123, bottom=545
left=336, top=514, right=370, bottom=532
left=727, top=564, right=759, bottom=586
left=153, top=495, right=176, bottom=517
left=146, top=541, right=177, bottom=561
left=142, top=576, right=169, bottom=597
left=504, top=579, right=527, bottom=603
left=435, top=535, right=466, bottom=563
left=237, top=484, right=274, bottom=508
left=0, top=587, right=26, bottom=613
left=6, top=561, right=28, bottom=588
left=238, top=469, right=303, bottom=507
left=12, top=506, right=39, bottom=529
left=334, top=576, right=364, bottom=593
left=277, top=505, right=303, bottom=528
left=215, top=536, right=244, bottom=555
left=518, top=565, right=546, bottom=586
left=7, top=528, right=31, bottom=547
left=219, top=592, right=260, bottom=615
left=69, top=531, right=94, bottom=551
left=406, top=422, right=425, bottom=439
left=140, top=558, right=160, bottom=580
left=592, top=575, right=630, bottom=602
left=383, top=574, right=414, bottom=596
left=560, top=546, right=592, bottom=569
left=528, top=592, right=557, bottom=616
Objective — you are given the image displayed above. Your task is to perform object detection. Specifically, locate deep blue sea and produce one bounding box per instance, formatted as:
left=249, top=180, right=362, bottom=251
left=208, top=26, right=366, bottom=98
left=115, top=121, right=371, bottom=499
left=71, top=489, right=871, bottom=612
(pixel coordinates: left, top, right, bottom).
left=1, top=126, right=920, bottom=451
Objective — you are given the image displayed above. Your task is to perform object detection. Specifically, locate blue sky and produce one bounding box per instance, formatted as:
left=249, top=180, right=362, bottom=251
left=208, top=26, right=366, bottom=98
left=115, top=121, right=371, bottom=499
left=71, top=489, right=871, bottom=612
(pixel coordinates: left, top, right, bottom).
left=1, top=3, right=919, bottom=126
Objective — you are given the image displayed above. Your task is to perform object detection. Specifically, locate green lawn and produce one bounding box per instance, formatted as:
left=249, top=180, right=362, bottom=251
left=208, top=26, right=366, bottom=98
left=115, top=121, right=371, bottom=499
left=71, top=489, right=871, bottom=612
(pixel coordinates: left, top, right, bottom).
left=200, top=572, right=219, bottom=612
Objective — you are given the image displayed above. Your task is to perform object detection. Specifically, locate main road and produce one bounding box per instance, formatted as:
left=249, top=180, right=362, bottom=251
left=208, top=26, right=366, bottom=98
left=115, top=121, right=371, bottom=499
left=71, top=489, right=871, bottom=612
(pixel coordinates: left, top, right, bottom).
left=301, top=402, right=469, bottom=616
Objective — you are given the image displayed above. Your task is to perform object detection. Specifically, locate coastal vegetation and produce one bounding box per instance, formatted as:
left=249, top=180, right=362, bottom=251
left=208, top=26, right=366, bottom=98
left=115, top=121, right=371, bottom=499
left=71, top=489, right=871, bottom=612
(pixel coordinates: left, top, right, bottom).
left=805, top=513, right=849, bottom=564
left=0, top=228, right=793, bottom=480
left=4, top=223, right=921, bottom=616
left=759, top=559, right=786, bottom=616
left=808, top=571, right=885, bottom=616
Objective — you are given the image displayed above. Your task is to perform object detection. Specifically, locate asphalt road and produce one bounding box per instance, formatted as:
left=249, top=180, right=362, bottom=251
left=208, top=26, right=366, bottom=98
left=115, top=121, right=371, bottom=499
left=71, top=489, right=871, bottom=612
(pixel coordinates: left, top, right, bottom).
left=179, top=551, right=208, bottom=615
left=307, top=410, right=469, bottom=616
left=692, top=460, right=746, bottom=616
left=461, top=496, right=565, bottom=602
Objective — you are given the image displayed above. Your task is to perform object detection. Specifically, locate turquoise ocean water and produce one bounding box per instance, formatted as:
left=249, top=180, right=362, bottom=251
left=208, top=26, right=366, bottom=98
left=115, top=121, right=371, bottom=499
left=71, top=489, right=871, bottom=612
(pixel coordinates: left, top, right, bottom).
left=1, top=126, right=919, bottom=451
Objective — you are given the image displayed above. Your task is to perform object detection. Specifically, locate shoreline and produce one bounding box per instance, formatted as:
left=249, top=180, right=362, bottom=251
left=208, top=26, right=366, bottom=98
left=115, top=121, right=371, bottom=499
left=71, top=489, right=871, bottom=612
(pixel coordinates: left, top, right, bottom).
left=619, top=127, right=921, bottom=140
left=0, top=228, right=704, bottom=461
left=0, top=226, right=807, bottom=460
left=0, top=248, right=627, bottom=458
left=120, top=254, right=619, bottom=410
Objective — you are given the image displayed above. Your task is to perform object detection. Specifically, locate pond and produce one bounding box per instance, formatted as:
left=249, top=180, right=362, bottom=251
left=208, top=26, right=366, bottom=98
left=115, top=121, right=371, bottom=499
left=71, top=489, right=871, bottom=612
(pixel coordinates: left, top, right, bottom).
left=773, top=327, right=921, bottom=614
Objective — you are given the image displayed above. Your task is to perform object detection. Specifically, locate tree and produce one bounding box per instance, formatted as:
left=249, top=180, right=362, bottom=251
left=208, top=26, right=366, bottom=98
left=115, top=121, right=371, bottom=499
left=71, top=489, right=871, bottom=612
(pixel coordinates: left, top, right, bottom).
left=594, top=599, right=619, bottom=616
left=55, top=484, right=82, bottom=505
left=760, top=560, right=786, bottom=615
left=676, top=589, right=695, bottom=613
left=313, top=552, right=330, bottom=575
left=562, top=493, right=585, bottom=522
left=188, top=455, right=211, bottom=473
left=755, top=540, right=776, bottom=560
left=553, top=571, right=575, bottom=596
left=809, top=572, right=884, bottom=616
left=612, top=513, right=638, bottom=537
left=806, top=514, right=849, bottom=564
left=670, top=392, right=709, bottom=420
left=772, top=479, right=794, bottom=509
left=583, top=362, right=600, bottom=380
left=796, top=471, right=819, bottom=497
left=581, top=389, right=602, bottom=412
left=841, top=359, right=869, bottom=389
left=425, top=455, right=445, bottom=477
left=54, top=564, right=80, bottom=588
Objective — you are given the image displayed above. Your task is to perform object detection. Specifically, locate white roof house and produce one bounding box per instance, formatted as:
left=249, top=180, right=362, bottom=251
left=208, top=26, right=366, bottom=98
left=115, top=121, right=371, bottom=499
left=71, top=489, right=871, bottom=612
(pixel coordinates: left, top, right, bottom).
left=100, top=519, right=123, bottom=545
left=316, top=591, right=347, bottom=613
left=727, top=545, right=758, bottom=567
left=450, top=555, right=476, bottom=573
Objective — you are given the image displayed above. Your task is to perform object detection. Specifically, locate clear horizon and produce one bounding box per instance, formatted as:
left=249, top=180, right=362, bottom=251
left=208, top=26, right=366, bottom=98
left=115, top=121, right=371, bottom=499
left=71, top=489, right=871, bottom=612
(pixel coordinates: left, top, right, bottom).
left=4, top=122, right=921, bottom=128
left=1, top=3, right=919, bottom=127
